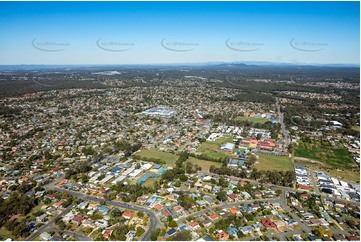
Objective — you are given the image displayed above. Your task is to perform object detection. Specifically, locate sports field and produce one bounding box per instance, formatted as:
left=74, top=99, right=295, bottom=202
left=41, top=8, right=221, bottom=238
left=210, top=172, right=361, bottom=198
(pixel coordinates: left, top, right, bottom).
left=254, top=154, right=293, bottom=172
left=186, top=157, right=222, bottom=171
left=235, top=116, right=268, bottom=124
left=136, top=148, right=179, bottom=167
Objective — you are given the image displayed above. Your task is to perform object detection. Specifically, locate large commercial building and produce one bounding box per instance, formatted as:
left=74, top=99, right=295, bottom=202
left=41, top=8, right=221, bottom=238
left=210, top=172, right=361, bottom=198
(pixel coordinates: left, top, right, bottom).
left=141, top=105, right=176, bottom=117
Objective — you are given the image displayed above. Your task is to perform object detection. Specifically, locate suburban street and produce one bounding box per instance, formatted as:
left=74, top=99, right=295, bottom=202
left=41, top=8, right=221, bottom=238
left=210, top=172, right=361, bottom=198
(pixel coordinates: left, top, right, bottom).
left=29, top=170, right=357, bottom=241
left=177, top=196, right=282, bottom=224
left=44, top=185, right=161, bottom=241
left=26, top=204, right=76, bottom=241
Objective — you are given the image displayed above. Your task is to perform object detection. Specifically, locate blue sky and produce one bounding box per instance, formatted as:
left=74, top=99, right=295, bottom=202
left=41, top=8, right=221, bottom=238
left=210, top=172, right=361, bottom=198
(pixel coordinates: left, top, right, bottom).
left=0, top=1, right=359, bottom=65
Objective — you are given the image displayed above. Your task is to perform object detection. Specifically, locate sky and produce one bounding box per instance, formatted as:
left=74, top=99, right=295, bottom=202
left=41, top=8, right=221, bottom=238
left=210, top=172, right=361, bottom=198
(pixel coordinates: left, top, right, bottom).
left=0, top=1, right=359, bottom=65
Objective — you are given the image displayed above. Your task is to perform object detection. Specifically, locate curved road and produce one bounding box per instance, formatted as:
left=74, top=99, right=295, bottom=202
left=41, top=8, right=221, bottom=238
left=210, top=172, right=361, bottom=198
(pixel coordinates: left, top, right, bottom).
left=46, top=186, right=161, bottom=241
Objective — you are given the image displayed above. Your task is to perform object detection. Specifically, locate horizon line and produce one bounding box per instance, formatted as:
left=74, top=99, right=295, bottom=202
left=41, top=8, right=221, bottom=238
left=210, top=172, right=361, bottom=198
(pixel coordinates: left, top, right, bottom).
left=0, top=61, right=359, bottom=67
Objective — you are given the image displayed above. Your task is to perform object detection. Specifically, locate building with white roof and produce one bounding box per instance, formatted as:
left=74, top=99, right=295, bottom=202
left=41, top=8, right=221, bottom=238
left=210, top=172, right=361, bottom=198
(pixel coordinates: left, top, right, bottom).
left=111, top=175, right=126, bottom=185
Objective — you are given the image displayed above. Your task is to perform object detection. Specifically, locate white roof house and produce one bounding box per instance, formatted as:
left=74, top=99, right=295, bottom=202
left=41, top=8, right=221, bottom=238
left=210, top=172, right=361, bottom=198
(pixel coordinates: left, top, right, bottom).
left=129, top=169, right=142, bottom=178
left=111, top=175, right=126, bottom=185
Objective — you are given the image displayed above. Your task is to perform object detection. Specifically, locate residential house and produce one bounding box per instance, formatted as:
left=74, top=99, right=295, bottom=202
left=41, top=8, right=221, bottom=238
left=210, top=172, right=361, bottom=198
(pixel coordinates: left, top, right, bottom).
left=166, top=228, right=177, bottom=237
left=40, top=232, right=52, bottom=241
left=126, top=230, right=136, bottom=241
left=153, top=203, right=164, bottom=211
left=208, top=213, right=219, bottom=221
left=274, top=220, right=286, bottom=230
left=239, top=226, right=252, bottom=235
left=98, top=205, right=110, bottom=215
left=227, top=227, right=238, bottom=238
left=173, top=205, right=184, bottom=213
left=215, top=230, right=229, bottom=241
left=72, top=215, right=85, bottom=225
left=95, top=220, right=108, bottom=228
left=261, top=218, right=276, bottom=229
left=36, top=214, right=47, bottom=223
left=253, top=190, right=262, bottom=198
left=189, top=221, right=200, bottom=230
left=202, top=217, right=212, bottom=227
left=102, top=229, right=113, bottom=239
left=229, top=208, right=240, bottom=216
left=122, top=211, right=135, bottom=220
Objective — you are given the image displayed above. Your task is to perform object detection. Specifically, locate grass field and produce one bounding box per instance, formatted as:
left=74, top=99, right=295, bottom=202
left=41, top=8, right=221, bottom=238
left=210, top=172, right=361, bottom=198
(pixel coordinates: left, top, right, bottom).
left=235, top=116, right=268, bottom=124
left=294, top=159, right=360, bottom=183
left=136, top=148, right=179, bottom=167
left=186, top=157, right=222, bottom=171
left=142, top=178, right=159, bottom=188
left=254, top=154, right=293, bottom=172
left=294, top=142, right=356, bottom=169
left=196, top=135, right=236, bottom=159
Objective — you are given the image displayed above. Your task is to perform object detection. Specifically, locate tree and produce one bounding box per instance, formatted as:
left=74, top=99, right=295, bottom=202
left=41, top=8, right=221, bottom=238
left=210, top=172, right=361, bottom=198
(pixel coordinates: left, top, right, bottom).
left=209, top=165, right=215, bottom=173
left=216, top=189, right=228, bottom=202
left=150, top=228, right=161, bottom=241
left=168, top=220, right=178, bottom=228
left=136, top=227, right=145, bottom=237
left=58, top=220, right=66, bottom=230
left=179, top=174, right=188, bottom=182
left=111, top=208, right=122, bottom=217
left=136, top=211, right=144, bottom=218
left=170, top=231, right=192, bottom=241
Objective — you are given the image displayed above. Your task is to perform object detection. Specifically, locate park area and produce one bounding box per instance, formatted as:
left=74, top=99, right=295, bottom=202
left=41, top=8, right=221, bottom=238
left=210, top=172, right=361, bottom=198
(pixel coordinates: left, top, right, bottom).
left=294, top=142, right=356, bottom=169
left=254, top=154, right=293, bottom=172
left=135, top=148, right=179, bottom=167
left=186, top=157, right=222, bottom=171
left=235, top=116, right=269, bottom=124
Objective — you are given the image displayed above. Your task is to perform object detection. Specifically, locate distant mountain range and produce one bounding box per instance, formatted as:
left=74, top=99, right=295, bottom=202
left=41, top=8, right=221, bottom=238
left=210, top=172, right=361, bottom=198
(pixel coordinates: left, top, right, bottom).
left=0, top=62, right=358, bottom=71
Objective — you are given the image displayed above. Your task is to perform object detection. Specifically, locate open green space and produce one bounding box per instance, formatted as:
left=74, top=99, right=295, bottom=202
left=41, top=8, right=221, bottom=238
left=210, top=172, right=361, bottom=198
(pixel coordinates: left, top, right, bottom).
left=196, top=135, right=236, bottom=160
left=235, top=116, right=268, bottom=124
left=135, top=148, right=179, bottom=167
left=186, top=157, right=222, bottom=171
left=142, top=178, right=159, bottom=188
left=254, top=154, right=293, bottom=172
left=294, top=142, right=356, bottom=169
